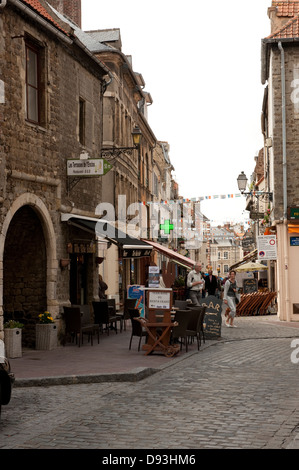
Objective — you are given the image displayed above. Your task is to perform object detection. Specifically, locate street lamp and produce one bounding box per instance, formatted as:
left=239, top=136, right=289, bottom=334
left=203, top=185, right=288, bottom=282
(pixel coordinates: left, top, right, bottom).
left=131, top=125, right=142, bottom=147
left=237, top=171, right=273, bottom=236
left=237, top=171, right=273, bottom=201
left=101, top=125, right=142, bottom=159
left=237, top=171, right=248, bottom=193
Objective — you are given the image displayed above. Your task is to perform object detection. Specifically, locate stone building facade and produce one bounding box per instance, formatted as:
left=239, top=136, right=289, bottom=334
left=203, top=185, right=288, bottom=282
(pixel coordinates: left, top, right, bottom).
left=0, top=0, right=108, bottom=345
left=261, top=0, right=299, bottom=320
left=0, top=0, right=184, bottom=348
left=80, top=27, right=157, bottom=299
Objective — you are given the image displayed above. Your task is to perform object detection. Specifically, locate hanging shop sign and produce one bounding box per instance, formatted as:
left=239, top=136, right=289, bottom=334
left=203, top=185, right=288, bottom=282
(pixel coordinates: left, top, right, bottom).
left=288, top=207, right=299, bottom=220
left=250, top=212, right=264, bottom=221
left=67, top=158, right=112, bottom=177
left=242, top=237, right=254, bottom=248
left=121, top=248, right=152, bottom=258
left=67, top=242, right=96, bottom=254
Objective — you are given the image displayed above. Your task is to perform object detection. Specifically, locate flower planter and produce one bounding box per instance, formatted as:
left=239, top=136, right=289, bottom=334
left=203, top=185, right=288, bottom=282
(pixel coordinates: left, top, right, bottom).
left=36, top=323, right=57, bottom=350
left=4, top=328, right=22, bottom=358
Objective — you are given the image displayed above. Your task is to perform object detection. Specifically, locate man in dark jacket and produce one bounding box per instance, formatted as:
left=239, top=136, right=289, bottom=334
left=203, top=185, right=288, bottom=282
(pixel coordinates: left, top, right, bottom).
left=204, top=269, right=218, bottom=296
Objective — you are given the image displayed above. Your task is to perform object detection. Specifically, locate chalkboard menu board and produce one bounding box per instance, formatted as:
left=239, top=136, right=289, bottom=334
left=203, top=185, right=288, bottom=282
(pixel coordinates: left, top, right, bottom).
left=243, top=278, right=258, bottom=294
left=199, top=295, right=223, bottom=339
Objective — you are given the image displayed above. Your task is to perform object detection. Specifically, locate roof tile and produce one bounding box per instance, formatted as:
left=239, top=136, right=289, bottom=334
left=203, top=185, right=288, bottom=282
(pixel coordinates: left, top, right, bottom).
left=273, top=1, right=299, bottom=17
left=267, top=13, right=299, bottom=38
left=20, top=0, right=68, bottom=34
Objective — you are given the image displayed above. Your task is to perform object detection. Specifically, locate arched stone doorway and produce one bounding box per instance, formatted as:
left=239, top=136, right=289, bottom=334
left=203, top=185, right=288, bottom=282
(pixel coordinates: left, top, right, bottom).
left=3, top=206, right=47, bottom=346
left=0, top=194, right=58, bottom=347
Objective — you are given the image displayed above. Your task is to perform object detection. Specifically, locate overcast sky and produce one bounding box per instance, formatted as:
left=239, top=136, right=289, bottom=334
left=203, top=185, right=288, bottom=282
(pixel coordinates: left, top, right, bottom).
left=81, top=0, right=271, bottom=227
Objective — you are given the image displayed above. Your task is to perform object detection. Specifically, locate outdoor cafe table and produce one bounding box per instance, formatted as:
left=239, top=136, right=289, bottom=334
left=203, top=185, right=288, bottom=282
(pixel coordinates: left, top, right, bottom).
left=135, top=309, right=180, bottom=357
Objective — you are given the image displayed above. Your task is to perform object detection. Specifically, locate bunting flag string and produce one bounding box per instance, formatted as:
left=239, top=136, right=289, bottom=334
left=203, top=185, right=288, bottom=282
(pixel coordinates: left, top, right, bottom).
left=144, top=193, right=242, bottom=204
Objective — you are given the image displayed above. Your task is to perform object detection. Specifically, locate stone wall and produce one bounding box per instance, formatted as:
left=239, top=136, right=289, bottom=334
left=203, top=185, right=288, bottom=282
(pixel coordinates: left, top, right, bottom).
left=269, top=44, right=299, bottom=220
left=0, top=5, right=106, bottom=341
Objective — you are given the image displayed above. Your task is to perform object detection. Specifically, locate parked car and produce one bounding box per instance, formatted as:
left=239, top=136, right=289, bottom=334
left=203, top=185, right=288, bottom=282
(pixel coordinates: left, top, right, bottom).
left=0, top=350, right=15, bottom=419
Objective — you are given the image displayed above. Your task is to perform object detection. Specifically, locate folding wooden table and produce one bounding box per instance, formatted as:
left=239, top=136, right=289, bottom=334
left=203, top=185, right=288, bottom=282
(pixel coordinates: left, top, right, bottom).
left=136, top=288, right=180, bottom=357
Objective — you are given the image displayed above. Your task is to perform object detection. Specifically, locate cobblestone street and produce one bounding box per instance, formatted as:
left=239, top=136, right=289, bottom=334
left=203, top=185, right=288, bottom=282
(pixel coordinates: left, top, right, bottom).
left=1, top=316, right=299, bottom=450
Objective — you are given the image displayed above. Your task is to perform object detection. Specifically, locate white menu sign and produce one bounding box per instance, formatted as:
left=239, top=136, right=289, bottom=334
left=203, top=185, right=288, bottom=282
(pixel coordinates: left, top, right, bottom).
left=148, top=290, right=171, bottom=309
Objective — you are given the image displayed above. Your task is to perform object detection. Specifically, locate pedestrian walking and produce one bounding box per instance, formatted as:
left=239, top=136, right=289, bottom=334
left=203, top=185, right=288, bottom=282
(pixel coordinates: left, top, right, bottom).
left=204, top=269, right=218, bottom=296
left=223, top=270, right=239, bottom=327
left=187, top=263, right=205, bottom=306
left=99, top=274, right=108, bottom=299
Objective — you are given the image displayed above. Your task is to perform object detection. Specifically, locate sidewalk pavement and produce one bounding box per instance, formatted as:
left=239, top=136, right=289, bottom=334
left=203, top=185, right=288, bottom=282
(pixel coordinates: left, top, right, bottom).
left=8, top=314, right=299, bottom=387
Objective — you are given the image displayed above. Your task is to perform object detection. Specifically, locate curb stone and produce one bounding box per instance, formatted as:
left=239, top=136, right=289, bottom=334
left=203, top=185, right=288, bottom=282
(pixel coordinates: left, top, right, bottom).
left=13, top=347, right=204, bottom=388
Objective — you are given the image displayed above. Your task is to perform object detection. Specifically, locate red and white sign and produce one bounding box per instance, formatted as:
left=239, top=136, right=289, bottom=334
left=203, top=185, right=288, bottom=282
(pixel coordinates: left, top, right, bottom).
left=257, top=235, right=277, bottom=260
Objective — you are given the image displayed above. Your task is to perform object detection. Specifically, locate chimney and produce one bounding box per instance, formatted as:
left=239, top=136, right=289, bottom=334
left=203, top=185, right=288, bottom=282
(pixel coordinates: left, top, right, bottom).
left=268, top=6, right=281, bottom=34
left=48, top=0, right=81, bottom=28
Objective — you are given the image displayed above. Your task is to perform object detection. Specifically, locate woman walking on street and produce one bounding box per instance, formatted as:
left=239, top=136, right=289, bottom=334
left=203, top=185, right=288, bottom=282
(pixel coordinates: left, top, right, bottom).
left=223, top=270, right=239, bottom=327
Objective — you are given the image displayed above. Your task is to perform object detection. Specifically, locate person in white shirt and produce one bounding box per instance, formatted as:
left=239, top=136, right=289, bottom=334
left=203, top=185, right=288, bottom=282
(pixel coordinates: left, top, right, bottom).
left=187, top=263, right=205, bottom=306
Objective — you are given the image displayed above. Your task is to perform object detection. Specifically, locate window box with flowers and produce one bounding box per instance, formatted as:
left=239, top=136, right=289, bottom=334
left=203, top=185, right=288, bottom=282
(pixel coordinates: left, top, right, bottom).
left=4, top=320, right=24, bottom=358
left=35, top=312, right=57, bottom=350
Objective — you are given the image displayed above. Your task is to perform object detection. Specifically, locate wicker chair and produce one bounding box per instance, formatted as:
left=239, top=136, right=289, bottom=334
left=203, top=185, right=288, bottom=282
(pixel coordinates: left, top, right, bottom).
left=63, top=306, right=96, bottom=347
left=100, top=298, right=123, bottom=332
left=119, top=298, right=137, bottom=331
left=72, top=304, right=100, bottom=344
left=128, top=308, right=147, bottom=351
left=92, top=300, right=118, bottom=335
left=174, top=300, right=188, bottom=310
left=186, top=306, right=206, bottom=348
left=172, top=309, right=191, bottom=352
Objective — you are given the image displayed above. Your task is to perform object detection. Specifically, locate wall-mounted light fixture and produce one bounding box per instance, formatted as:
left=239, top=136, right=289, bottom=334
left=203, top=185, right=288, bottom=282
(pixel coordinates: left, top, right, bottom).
left=101, top=125, right=142, bottom=160
left=60, top=259, right=70, bottom=269
left=237, top=171, right=273, bottom=202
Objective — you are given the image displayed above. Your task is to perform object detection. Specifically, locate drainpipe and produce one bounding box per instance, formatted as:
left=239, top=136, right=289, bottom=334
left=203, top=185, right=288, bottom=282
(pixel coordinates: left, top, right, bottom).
left=278, top=41, right=291, bottom=322
left=278, top=42, right=287, bottom=219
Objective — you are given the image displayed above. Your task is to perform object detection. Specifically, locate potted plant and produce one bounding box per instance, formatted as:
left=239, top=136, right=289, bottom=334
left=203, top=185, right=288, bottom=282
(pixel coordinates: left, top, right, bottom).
left=35, top=311, right=57, bottom=350
left=261, top=204, right=272, bottom=229
left=4, top=320, right=24, bottom=358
